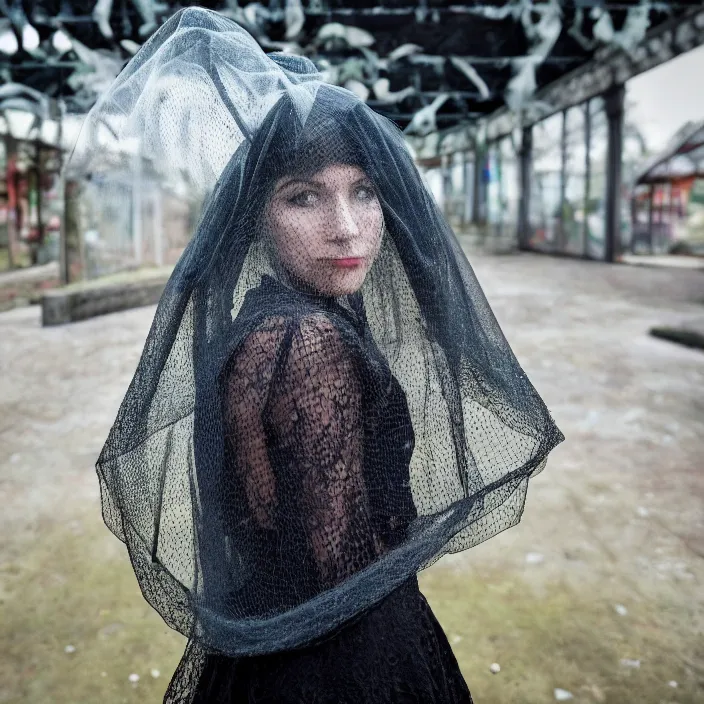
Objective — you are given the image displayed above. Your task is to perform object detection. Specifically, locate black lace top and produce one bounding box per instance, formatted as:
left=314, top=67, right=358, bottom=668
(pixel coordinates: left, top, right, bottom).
left=169, top=274, right=472, bottom=703
left=220, top=274, right=415, bottom=599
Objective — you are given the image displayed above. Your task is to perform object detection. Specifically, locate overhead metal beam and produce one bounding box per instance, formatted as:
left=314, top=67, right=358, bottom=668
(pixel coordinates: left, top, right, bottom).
left=301, top=3, right=694, bottom=17
left=486, top=4, right=704, bottom=139
left=373, top=111, right=484, bottom=122
left=409, top=55, right=586, bottom=66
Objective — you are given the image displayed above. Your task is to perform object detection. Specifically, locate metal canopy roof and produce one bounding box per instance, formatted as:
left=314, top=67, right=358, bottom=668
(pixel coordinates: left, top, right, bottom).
left=0, top=1, right=697, bottom=133
left=635, top=120, right=704, bottom=185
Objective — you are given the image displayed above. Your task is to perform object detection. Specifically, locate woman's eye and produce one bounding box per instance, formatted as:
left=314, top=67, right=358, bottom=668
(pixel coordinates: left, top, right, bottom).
left=289, top=191, right=319, bottom=207
left=355, top=185, right=376, bottom=201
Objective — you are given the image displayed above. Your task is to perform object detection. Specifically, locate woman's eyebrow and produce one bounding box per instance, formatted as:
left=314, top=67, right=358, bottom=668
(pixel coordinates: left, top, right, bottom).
left=275, top=174, right=369, bottom=194
left=275, top=178, right=323, bottom=194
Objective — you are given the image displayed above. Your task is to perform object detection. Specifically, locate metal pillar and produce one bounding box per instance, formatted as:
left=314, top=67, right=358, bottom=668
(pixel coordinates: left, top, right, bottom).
left=153, top=188, right=164, bottom=267
left=32, top=143, right=44, bottom=265
left=604, top=84, right=625, bottom=263
left=5, top=137, right=18, bottom=269
left=518, top=126, right=532, bottom=250
left=472, top=143, right=486, bottom=225
left=647, top=184, right=655, bottom=254
left=60, top=178, right=84, bottom=284
left=583, top=101, right=591, bottom=258
left=132, top=152, right=143, bottom=266
left=463, top=150, right=474, bottom=228
left=558, top=110, right=567, bottom=253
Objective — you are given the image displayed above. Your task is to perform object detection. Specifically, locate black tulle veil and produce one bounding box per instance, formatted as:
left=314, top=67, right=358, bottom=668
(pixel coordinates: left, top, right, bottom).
left=90, top=4, right=563, bottom=682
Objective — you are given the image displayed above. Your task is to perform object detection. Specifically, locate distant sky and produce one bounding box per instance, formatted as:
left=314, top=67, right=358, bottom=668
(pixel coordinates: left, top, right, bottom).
left=627, top=44, right=704, bottom=153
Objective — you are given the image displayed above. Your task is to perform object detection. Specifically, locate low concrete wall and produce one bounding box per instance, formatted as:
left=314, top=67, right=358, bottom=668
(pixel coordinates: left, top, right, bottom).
left=0, top=262, right=60, bottom=312
left=41, top=268, right=171, bottom=326
left=454, top=225, right=518, bottom=255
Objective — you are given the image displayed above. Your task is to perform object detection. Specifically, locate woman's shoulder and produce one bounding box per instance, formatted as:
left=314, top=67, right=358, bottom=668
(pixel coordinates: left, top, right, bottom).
left=225, top=281, right=348, bottom=382
left=236, top=310, right=346, bottom=369
left=235, top=276, right=346, bottom=345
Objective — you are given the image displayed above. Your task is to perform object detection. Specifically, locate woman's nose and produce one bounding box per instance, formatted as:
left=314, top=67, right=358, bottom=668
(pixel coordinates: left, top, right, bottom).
left=327, top=195, right=360, bottom=240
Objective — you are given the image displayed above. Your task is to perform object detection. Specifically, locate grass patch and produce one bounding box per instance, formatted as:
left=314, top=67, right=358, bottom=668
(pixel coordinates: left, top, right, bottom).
left=2, top=515, right=702, bottom=703
left=0, top=517, right=183, bottom=704
left=420, top=567, right=703, bottom=703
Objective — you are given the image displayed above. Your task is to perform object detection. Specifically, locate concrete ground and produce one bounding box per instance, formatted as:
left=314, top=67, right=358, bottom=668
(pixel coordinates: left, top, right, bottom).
left=0, top=252, right=702, bottom=704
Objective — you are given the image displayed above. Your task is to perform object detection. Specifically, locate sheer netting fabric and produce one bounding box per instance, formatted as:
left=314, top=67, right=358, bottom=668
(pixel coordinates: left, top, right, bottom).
left=75, top=7, right=563, bottom=703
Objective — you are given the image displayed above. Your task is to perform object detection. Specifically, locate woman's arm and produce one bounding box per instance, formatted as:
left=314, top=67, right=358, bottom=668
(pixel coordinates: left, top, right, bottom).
left=221, top=316, right=289, bottom=530
left=269, top=313, right=379, bottom=586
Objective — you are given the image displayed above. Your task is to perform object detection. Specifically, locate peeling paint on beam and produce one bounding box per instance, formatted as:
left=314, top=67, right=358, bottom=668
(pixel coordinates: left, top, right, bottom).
left=301, top=4, right=696, bottom=17
left=486, top=5, right=704, bottom=140
left=407, top=55, right=586, bottom=67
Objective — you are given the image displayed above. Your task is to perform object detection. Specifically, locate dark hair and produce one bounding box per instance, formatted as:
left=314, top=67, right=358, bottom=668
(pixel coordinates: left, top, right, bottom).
left=246, top=93, right=366, bottom=213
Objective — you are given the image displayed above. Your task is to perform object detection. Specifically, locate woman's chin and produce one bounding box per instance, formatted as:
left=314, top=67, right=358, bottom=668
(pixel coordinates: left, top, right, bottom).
left=315, top=270, right=366, bottom=297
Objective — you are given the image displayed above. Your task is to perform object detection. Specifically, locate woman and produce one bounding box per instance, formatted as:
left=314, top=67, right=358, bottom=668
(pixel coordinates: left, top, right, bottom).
left=79, top=9, right=563, bottom=703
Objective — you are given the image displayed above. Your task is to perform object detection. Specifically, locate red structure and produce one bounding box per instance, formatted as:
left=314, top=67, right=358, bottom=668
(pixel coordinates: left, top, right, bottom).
left=631, top=121, right=704, bottom=255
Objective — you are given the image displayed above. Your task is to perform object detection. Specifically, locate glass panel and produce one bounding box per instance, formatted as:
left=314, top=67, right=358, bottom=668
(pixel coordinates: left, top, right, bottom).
left=463, top=153, right=475, bottom=226
left=486, top=143, right=502, bottom=228
left=423, top=167, right=444, bottom=210
left=563, top=106, right=588, bottom=256
left=451, top=154, right=464, bottom=195
left=586, top=97, right=608, bottom=260
left=529, top=112, right=563, bottom=252
left=630, top=184, right=652, bottom=254
left=36, top=147, right=63, bottom=265
left=620, top=114, right=649, bottom=254
left=500, top=137, right=519, bottom=242
left=652, top=183, right=678, bottom=254
left=686, top=178, right=704, bottom=256
left=445, top=153, right=467, bottom=227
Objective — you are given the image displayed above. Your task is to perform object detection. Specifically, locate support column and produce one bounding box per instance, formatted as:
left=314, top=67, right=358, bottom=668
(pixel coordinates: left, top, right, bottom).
left=647, top=184, right=655, bottom=254
left=440, top=154, right=452, bottom=221
left=558, top=110, right=567, bottom=253
left=518, top=126, right=532, bottom=250
left=471, top=147, right=481, bottom=224
left=6, top=137, right=18, bottom=269
left=604, top=84, right=625, bottom=263
left=132, top=152, right=143, bottom=266
left=472, top=143, right=487, bottom=225
left=462, top=150, right=474, bottom=228
left=153, top=187, right=164, bottom=267
left=60, top=178, right=84, bottom=284
left=583, top=101, right=591, bottom=258
left=31, top=143, right=44, bottom=266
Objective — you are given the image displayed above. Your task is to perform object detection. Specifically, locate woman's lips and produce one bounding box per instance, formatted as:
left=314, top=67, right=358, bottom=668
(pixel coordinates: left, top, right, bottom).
left=330, top=257, right=364, bottom=268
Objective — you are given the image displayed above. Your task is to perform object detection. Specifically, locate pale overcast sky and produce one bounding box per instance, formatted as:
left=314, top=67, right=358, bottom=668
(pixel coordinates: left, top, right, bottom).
left=627, top=44, right=704, bottom=153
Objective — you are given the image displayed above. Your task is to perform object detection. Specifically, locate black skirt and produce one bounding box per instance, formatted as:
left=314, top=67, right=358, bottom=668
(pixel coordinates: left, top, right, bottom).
left=190, top=578, right=472, bottom=704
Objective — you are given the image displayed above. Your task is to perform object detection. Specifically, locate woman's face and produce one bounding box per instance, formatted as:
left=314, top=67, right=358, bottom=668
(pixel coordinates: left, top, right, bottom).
left=265, top=164, right=383, bottom=297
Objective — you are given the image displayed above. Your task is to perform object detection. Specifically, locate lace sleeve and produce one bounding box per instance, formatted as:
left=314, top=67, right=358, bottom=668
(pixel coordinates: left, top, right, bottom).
left=269, top=313, right=380, bottom=586
left=221, top=316, right=290, bottom=531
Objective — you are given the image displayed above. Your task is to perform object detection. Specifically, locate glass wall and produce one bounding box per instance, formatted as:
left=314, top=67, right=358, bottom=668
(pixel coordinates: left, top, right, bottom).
left=445, top=152, right=470, bottom=228
left=422, top=164, right=444, bottom=211
left=0, top=139, right=64, bottom=271
left=528, top=98, right=612, bottom=259
left=74, top=159, right=199, bottom=280
left=486, top=143, right=502, bottom=228
left=528, top=113, right=562, bottom=251
left=421, top=153, right=475, bottom=231
left=485, top=136, right=519, bottom=242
